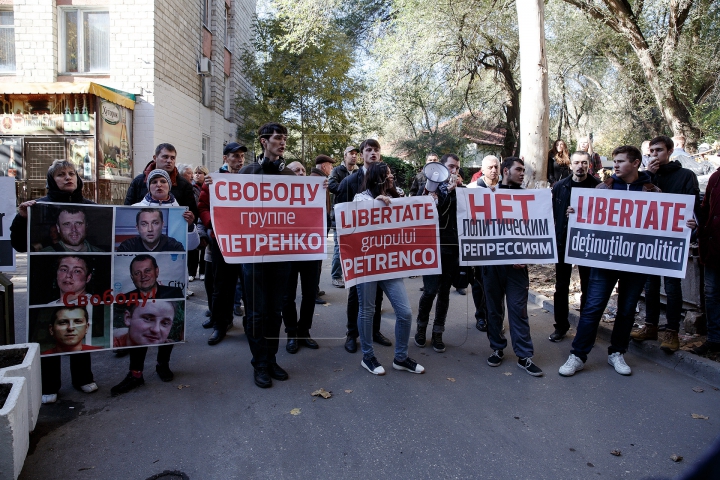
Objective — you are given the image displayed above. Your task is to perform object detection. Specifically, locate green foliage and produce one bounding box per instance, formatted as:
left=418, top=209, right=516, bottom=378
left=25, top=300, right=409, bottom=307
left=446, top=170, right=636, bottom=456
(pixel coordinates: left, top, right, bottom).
left=235, top=14, right=366, bottom=162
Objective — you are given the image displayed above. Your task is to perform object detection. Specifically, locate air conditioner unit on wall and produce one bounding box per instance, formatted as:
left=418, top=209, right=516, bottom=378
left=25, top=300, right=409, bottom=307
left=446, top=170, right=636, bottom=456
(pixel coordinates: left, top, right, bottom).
left=197, top=57, right=212, bottom=76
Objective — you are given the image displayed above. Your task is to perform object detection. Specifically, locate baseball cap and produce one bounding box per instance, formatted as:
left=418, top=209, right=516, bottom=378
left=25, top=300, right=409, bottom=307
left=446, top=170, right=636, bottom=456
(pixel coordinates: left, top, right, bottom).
left=223, top=142, right=248, bottom=155
left=344, top=146, right=358, bottom=154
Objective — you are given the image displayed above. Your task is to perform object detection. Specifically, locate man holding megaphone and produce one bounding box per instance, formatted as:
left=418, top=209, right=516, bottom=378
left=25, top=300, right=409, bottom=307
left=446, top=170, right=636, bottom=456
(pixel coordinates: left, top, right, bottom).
left=414, top=154, right=463, bottom=352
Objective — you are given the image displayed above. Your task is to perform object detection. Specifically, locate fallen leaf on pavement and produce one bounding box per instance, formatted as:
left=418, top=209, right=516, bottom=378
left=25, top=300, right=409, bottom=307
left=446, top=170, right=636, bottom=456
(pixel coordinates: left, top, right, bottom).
left=670, top=454, right=683, bottom=462
left=530, top=314, right=537, bottom=317
left=691, top=413, right=709, bottom=420
left=447, top=377, right=455, bottom=382
left=692, top=387, right=704, bottom=393
left=334, top=368, right=343, bottom=372
left=610, top=450, right=621, bottom=456
left=503, top=372, right=512, bottom=376
left=176, top=384, right=190, bottom=390
left=290, top=408, right=301, bottom=415
left=344, top=390, right=352, bottom=393
left=311, top=388, right=332, bottom=399
left=322, top=303, right=331, bottom=307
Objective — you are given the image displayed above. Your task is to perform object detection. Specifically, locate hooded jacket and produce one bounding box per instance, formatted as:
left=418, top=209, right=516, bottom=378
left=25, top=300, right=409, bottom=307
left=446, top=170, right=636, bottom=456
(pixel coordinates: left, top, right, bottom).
left=10, top=170, right=95, bottom=252
left=124, top=160, right=199, bottom=219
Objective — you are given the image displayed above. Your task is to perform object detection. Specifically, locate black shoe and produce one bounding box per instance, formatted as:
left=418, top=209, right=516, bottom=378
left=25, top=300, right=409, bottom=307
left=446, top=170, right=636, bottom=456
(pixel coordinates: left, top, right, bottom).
left=111, top=373, right=144, bottom=397
left=254, top=368, right=272, bottom=388
left=548, top=329, right=567, bottom=342
left=414, top=329, right=427, bottom=347
left=315, top=296, right=326, bottom=305
left=517, top=357, right=544, bottom=377
left=204, top=309, right=212, bottom=317
left=456, top=288, right=467, bottom=295
left=202, top=318, right=215, bottom=329
left=233, top=305, right=244, bottom=317
left=269, top=363, right=289, bottom=381
left=693, top=341, right=720, bottom=355
left=475, top=318, right=487, bottom=332
left=286, top=337, right=299, bottom=354
left=344, top=336, right=358, bottom=353
left=156, top=363, right=174, bottom=382
left=487, top=349, right=503, bottom=367
left=373, top=332, right=392, bottom=346
left=317, top=290, right=325, bottom=297
left=208, top=328, right=226, bottom=345
left=431, top=332, right=446, bottom=353
left=300, top=336, right=319, bottom=349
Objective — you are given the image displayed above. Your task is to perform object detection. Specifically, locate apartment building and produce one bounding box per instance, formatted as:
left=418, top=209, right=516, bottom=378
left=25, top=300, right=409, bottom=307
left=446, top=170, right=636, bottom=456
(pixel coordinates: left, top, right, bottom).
left=0, top=0, right=255, bottom=203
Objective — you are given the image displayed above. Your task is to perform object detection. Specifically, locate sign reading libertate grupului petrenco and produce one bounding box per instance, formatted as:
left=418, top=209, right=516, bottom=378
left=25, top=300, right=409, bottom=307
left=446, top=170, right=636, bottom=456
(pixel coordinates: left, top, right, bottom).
left=209, top=174, right=327, bottom=263
left=456, top=188, right=557, bottom=266
left=334, top=196, right=441, bottom=288
left=564, top=189, right=694, bottom=278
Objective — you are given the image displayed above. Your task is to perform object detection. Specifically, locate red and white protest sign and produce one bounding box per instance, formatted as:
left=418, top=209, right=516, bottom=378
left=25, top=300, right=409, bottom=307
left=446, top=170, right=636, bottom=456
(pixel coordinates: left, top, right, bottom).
left=334, top=196, right=441, bottom=288
left=565, top=189, right=694, bottom=278
left=209, top=174, right=327, bottom=263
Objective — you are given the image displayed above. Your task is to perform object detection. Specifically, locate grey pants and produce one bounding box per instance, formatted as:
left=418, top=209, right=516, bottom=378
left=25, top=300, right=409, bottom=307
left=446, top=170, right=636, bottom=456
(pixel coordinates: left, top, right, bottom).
left=482, top=265, right=534, bottom=359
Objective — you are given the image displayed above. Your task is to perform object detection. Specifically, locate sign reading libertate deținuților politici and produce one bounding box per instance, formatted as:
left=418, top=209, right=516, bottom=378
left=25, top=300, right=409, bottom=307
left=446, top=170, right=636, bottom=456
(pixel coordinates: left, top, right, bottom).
left=564, top=189, right=694, bottom=278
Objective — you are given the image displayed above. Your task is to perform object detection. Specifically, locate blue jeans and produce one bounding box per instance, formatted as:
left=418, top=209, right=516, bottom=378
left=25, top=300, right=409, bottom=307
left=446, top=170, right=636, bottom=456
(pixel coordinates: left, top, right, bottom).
left=482, top=265, right=533, bottom=359
left=705, top=264, right=720, bottom=343
left=357, top=278, right=412, bottom=363
left=644, top=275, right=682, bottom=331
left=331, top=230, right=342, bottom=280
left=571, top=268, right=647, bottom=362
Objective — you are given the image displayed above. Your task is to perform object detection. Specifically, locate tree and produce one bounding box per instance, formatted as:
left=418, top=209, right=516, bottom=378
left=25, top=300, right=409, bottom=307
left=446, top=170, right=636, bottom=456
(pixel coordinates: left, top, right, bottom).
left=235, top=15, right=365, bottom=164
left=516, top=0, right=550, bottom=187
left=558, top=0, right=714, bottom=147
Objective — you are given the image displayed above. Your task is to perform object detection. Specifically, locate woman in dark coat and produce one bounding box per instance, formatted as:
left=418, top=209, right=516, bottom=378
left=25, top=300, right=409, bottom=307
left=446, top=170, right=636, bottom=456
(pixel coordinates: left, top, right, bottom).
left=10, top=160, right=98, bottom=404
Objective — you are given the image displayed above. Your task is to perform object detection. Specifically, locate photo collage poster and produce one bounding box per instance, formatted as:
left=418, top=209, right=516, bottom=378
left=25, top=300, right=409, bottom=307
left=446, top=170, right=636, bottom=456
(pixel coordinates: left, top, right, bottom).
left=26, top=203, right=188, bottom=356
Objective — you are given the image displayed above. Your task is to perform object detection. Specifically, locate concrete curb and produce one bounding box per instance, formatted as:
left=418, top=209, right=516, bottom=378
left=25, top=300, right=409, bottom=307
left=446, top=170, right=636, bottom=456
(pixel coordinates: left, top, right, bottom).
left=0, top=377, right=28, bottom=480
left=0, top=344, right=41, bottom=432
left=528, top=289, right=720, bottom=388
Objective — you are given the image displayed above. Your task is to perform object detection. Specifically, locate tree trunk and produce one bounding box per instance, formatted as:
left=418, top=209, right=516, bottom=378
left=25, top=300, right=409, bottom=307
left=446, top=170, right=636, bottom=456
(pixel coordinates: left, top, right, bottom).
left=516, top=0, right=549, bottom=188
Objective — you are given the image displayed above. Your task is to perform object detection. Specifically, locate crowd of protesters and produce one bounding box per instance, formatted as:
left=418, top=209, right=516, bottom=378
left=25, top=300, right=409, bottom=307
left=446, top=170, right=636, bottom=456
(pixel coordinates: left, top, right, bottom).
left=11, top=123, right=720, bottom=402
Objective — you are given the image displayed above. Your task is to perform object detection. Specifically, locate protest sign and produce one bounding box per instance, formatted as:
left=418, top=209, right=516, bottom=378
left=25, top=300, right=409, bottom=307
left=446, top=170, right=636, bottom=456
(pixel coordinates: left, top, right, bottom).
left=26, top=203, right=187, bottom=356
left=456, top=188, right=557, bottom=265
left=209, top=174, right=327, bottom=263
left=0, top=177, right=16, bottom=271
left=334, top=196, right=441, bottom=288
left=564, top=189, right=693, bottom=278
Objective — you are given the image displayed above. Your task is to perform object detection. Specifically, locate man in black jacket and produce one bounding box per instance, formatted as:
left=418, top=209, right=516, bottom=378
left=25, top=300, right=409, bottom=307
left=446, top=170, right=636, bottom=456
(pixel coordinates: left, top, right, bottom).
left=124, top=143, right=198, bottom=220
left=414, top=154, right=461, bottom=353
left=335, top=139, right=392, bottom=353
left=408, top=152, right=440, bottom=196
left=328, top=146, right=358, bottom=287
left=631, top=135, right=700, bottom=352
left=549, top=151, right=599, bottom=342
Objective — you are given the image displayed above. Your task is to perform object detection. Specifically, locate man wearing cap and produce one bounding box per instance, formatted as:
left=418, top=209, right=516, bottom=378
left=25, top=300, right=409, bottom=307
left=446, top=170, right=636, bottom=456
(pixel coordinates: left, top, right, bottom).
left=198, top=141, right=250, bottom=345
left=124, top=143, right=198, bottom=220
left=328, top=147, right=358, bottom=288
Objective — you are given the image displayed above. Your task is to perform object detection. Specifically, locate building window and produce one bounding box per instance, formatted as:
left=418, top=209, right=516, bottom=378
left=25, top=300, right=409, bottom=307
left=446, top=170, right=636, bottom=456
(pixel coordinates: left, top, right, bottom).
left=202, top=135, right=209, bottom=166
left=0, top=11, right=15, bottom=72
left=222, top=4, right=229, bottom=48
left=202, top=0, right=211, bottom=28
left=60, top=9, right=110, bottom=73
left=224, top=76, right=231, bottom=119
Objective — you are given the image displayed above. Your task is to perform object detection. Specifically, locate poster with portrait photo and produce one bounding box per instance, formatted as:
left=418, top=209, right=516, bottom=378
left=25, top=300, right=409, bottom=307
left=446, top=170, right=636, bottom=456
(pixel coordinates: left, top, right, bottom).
left=28, top=304, right=112, bottom=356
left=113, top=253, right=187, bottom=299
left=112, top=300, right=185, bottom=349
left=27, top=254, right=112, bottom=306
left=114, top=206, right=189, bottom=252
left=28, top=203, right=113, bottom=253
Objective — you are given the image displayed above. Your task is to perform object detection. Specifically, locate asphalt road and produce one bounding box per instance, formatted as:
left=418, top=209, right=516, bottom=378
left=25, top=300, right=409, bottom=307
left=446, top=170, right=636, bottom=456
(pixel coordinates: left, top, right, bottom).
left=10, top=254, right=720, bottom=480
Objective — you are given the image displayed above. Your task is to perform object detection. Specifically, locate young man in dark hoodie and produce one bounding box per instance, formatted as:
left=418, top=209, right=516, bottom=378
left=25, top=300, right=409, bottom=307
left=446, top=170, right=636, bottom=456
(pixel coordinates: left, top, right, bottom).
left=630, top=135, right=699, bottom=352
left=559, top=145, right=661, bottom=377
left=10, top=160, right=98, bottom=404
left=483, top=157, right=544, bottom=377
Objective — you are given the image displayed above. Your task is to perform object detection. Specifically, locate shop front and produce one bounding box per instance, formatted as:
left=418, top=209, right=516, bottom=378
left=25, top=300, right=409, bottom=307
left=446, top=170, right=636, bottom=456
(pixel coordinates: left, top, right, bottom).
left=0, top=82, right=135, bottom=205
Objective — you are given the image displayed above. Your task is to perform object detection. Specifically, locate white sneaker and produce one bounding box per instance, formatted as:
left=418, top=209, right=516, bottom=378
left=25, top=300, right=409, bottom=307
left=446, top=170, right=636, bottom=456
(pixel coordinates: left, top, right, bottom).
left=608, top=352, right=631, bottom=375
left=198, top=274, right=205, bottom=280
left=361, top=356, right=386, bottom=375
left=558, top=354, right=584, bottom=377
left=42, top=394, right=57, bottom=404
left=186, top=290, right=194, bottom=298
left=80, top=382, right=98, bottom=393
left=188, top=276, right=195, bottom=282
